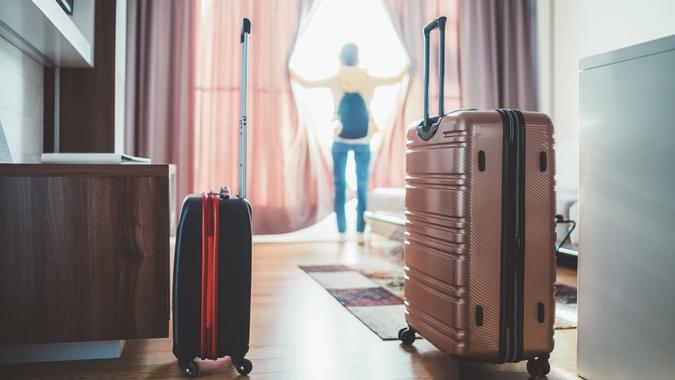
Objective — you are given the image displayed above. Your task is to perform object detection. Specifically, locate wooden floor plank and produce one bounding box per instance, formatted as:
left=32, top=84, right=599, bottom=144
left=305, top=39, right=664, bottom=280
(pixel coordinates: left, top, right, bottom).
left=1, top=241, right=578, bottom=379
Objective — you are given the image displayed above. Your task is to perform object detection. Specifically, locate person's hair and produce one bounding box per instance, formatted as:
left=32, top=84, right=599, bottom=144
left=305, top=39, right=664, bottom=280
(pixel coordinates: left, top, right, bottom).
left=339, top=43, right=359, bottom=66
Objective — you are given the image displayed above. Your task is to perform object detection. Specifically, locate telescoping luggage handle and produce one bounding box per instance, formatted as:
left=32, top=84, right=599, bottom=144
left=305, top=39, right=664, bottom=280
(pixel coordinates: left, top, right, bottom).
left=418, top=16, right=447, bottom=141
left=239, top=18, right=251, bottom=198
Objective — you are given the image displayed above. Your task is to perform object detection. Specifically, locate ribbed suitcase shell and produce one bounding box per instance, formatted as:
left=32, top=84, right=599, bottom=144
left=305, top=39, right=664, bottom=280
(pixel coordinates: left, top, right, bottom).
left=404, top=110, right=556, bottom=361
left=172, top=195, right=252, bottom=361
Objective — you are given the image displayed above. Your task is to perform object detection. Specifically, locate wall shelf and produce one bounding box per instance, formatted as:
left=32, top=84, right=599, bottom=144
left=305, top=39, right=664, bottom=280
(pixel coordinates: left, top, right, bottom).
left=0, top=0, right=94, bottom=67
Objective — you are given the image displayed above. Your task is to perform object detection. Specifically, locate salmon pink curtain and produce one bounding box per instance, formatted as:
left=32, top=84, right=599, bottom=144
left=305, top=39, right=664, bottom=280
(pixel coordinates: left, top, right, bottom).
left=373, top=0, right=461, bottom=188
left=194, top=0, right=332, bottom=234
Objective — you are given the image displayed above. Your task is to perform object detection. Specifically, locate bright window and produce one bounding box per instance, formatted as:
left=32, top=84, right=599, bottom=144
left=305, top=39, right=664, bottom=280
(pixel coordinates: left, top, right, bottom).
left=289, top=0, right=409, bottom=188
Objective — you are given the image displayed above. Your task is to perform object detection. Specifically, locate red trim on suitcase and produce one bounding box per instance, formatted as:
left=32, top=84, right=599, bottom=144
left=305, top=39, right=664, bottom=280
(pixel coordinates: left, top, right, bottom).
left=211, top=195, right=219, bottom=359
left=200, top=193, right=219, bottom=360
left=200, top=193, right=207, bottom=359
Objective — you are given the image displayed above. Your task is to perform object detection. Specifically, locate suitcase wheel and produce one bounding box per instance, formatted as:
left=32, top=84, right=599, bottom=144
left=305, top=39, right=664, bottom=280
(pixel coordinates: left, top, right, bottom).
left=178, top=359, right=199, bottom=378
left=231, top=356, right=253, bottom=376
left=526, top=353, right=551, bottom=377
left=398, top=327, right=416, bottom=345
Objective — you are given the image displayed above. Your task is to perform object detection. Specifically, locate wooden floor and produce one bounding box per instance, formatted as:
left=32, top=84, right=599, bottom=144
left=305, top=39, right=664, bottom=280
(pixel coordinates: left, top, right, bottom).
left=2, top=242, right=578, bottom=379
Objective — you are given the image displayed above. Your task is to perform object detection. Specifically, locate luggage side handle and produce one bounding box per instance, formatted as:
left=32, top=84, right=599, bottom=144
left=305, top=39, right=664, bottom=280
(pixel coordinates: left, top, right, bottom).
left=418, top=16, right=447, bottom=141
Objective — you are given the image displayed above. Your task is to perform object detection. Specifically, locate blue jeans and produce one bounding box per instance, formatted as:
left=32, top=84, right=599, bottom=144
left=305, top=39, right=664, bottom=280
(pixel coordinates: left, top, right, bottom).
left=332, top=142, right=370, bottom=233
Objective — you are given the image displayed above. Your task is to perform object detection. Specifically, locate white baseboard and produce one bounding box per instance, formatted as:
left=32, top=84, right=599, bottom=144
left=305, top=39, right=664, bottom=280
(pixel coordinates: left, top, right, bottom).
left=0, top=340, right=126, bottom=364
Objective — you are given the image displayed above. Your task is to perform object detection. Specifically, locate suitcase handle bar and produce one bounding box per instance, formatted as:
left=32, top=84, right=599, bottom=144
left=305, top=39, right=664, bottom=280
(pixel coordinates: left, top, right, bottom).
left=423, top=16, right=446, bottom=35
left=239, top=18, right=250, bottom=198
left=418, top=16, right=447, bottom=141
left=240, top=17, right=251, bottom=43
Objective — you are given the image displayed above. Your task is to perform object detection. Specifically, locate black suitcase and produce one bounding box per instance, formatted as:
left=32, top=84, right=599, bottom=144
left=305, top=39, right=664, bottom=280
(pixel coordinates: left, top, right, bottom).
left=172, top=18, right=253, bottom=378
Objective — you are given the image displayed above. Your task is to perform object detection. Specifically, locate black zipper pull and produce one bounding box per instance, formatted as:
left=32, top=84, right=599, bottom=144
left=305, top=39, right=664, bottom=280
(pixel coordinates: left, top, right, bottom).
left=509, top=113, right=515, bottom=143
left=514, top=234, right=521, bottom=251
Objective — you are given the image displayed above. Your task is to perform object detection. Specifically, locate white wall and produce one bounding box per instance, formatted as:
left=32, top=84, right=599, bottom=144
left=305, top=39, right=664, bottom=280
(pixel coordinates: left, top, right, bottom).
left=0, top=36, right=43, bottom=163
left=538, top=0, right=675, bottom=192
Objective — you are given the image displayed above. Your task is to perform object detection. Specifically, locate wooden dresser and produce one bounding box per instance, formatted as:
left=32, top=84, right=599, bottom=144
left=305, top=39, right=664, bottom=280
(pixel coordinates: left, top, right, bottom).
left=0, top=164, right=170, bottom=345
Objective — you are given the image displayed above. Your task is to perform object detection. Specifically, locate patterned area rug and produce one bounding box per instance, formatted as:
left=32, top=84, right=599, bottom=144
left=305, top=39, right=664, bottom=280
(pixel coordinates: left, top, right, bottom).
left=300, top=264, right=577, bottom=340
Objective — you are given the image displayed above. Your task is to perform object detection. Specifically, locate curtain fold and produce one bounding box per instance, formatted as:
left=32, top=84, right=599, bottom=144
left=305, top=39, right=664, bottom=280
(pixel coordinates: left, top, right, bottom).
left=458, top=0, right=538, bottom=110
left=194, top=0, right=330, bottom=234
left=373, top=0, right=461, bottom=188
left=125, top=0, right=196, bottom=216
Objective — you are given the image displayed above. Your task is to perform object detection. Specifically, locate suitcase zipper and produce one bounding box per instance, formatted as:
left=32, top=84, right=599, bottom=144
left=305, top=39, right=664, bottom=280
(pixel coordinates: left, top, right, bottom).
left=497, top=109, right=526, bottom=363
left=513, top=110, right=526, bottom=363
left=497, top=109, right=512, bottom=363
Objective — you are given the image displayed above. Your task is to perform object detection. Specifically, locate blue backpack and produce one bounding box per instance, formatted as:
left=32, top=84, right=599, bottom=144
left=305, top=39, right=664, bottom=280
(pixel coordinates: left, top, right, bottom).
left=337, top=92, right=369, bottom=139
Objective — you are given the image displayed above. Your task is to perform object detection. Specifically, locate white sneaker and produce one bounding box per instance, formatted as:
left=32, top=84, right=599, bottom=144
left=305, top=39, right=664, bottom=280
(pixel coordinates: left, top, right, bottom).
left=338, top=233, right=347, bottom=243
left=356, top=233, right=366, bottom=245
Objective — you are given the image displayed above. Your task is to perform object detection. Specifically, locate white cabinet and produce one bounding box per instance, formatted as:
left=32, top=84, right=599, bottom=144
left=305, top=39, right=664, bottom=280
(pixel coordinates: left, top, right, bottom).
left=578, top=35, right=675, bottom=380
left=0, top=0, right=95, bottom=67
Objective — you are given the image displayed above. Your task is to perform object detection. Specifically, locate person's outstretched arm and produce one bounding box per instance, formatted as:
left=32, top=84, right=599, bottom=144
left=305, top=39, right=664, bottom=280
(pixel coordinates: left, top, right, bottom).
left=289, top=69, right=334, bottom=89
left=368, top=63, right=411, bottom=87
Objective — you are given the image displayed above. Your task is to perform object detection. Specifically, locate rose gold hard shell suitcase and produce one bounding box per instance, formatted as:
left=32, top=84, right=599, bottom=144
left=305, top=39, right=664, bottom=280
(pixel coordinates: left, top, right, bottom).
left=398, top=17, right=556, bottom=377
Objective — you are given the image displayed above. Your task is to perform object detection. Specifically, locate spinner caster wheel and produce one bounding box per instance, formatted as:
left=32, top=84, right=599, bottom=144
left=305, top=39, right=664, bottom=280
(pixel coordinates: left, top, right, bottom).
left=398, top=327, right=416, bottom=345
left=526, top=355, right=551, bottom=377
left=231, top=356, right=253, bottom=375
left=178, top=359, right=199, bottom=378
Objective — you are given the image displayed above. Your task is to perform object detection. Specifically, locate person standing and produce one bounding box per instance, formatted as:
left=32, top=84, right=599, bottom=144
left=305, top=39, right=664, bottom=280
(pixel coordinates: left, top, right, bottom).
left=290, top=43, right=409, bottom=243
